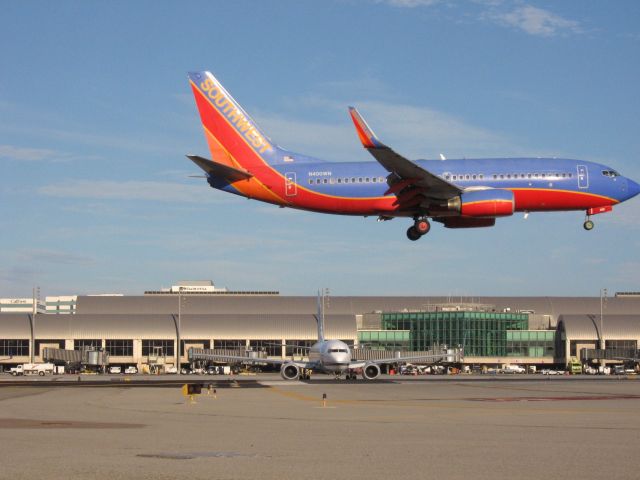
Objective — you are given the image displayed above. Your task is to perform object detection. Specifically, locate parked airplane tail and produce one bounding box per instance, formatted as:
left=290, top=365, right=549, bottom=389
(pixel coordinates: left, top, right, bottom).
left=315, top=290, right=325, bottom=342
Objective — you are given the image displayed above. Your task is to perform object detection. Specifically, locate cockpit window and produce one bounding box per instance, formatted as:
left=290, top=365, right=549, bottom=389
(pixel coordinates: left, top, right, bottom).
left=602, top=170, right=620, bottom=177
left=329, top=348, right=348, bottom=353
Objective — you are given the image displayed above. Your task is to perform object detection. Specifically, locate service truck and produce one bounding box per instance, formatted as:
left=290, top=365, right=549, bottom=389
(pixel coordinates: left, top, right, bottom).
left=10, top=363, right=55, bottom=376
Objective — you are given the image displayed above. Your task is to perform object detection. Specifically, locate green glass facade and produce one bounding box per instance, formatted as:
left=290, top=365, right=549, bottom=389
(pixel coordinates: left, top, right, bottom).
left=506, top=330, right=555, bottom=357
left=381, top=311, right=529, bottom=357
left=358, top=330, right=410, bottom=350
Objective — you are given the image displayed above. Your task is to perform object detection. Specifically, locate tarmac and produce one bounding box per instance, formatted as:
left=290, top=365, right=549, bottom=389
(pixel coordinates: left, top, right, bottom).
left=1, top=374, right=639, bottom=480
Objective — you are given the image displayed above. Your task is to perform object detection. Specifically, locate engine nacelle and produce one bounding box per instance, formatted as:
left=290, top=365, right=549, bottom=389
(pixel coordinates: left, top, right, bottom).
left=280, top=362, right=300, bottom=380
left=459, top=189, right=514, bottom=217
left=362, top=363, right=381, bottom=380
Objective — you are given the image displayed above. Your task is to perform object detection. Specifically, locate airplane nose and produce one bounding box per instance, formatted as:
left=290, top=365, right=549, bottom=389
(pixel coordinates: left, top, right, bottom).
left=627, top=178, right=640, bottom=199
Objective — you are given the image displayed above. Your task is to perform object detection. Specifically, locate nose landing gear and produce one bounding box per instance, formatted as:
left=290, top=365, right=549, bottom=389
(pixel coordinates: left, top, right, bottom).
left=583, top=212, right=595, bottom=231
left=407, top=217, right=431, bottom=241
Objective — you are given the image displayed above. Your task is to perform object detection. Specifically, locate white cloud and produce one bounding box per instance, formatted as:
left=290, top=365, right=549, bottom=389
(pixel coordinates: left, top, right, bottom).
left=0, top=144, right=57, bottom=161
left=258, top=98, right=520, bottom=161
left=378, top=0, right=582, bottom=38
left=483, top=4, right=581, bottom=37
left=379, top=0, right=441, bottom=7
left=37, top=180, right=226, bottom=203
left=16, top=249, right=95, bottom=266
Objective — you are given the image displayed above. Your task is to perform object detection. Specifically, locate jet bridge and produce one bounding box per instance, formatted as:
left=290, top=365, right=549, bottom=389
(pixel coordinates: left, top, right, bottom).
left=42, top=347, right=109, bottom=368
left=352, top=346, right=464, bottom=364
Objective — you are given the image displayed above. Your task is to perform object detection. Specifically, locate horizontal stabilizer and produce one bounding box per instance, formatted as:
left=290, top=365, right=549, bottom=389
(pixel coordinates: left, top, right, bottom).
left=186, top=155, right=253, bottom=182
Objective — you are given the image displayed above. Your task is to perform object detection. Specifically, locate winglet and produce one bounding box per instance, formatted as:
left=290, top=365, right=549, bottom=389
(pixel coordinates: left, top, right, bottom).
left=348, top=107, right=384, bottom=149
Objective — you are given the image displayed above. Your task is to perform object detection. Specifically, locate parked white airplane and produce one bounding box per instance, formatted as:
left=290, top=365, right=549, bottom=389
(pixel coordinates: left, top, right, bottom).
left=194, top=292, right=455, bottom=380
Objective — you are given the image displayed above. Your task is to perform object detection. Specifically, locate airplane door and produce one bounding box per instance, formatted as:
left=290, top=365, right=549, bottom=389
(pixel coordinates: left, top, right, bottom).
left=285, top=172, right=297, bottom=196
left=577, top=165, right=589, bottom=189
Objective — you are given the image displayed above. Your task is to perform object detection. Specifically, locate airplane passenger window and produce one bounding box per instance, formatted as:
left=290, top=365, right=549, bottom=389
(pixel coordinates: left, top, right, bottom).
left=372, top=177, right=377, bottom=183
left=492, top=174, right=497, bottom=179
left=330, top=178, right=335, bottom=184
left=365, top=177, right=370, bottom=182
left=323, top=178, right=328, bottom=184
left=358, top=178, right=363, bottom=183
left=379, top=177, right=385, bottom=183
left=351, top=178, right=356, bottom=183
left=308, top=179, right=313, bottom=185
left=472, top=174, right=477, bottom=180
left=506, top=174, right=511, bottom=179
left=499, top=174, right=504, bottom=179
left=337, top=178, right=342, bottom=183
left=465, top=175, right=470, bottom=180
left=527, top=174, right=532, bottom=178
left=452, top=175, right=457, bottom=180
left=479, top=174, right=484, bottom=179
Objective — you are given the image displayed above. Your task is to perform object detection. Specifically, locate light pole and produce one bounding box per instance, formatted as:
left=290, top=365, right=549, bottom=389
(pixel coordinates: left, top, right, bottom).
left=600, top=288, right=607, bottom=369
left=177, top=287, right=183, bottom=376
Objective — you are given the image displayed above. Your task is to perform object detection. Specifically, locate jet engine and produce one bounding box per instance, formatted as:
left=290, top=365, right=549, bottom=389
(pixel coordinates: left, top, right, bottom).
left=432, top=189, right=515, bottom=219
left=459, top=189, right=514, bottom=217
left=362, top=363, right=381, bottom=380
left=280, top=362, right=300, bottom=380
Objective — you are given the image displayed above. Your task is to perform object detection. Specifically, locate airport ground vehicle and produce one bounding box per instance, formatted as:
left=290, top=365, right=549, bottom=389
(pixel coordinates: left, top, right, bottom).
left=501, top=364, right=526, bottom=374
left=109, top=366, right=121, bottom=374
left=10, top=363, right=55, bottom=376
left=568, top=357, right=582, bottom=374
left=124, top=366, right=138, bottom=374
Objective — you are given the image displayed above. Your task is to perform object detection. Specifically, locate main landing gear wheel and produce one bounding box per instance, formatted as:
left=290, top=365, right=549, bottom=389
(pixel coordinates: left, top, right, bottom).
left=407, top=218, right=431, bottom=241
left=407, top=226, right=421, bottom=241
left=415, top=218, right=431, bottom=235
left=583, top=220, right=594, bottom=231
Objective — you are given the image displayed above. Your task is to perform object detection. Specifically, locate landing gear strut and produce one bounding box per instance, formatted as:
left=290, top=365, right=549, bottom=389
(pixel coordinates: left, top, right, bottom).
left=406, top=217, right=431, bottom=241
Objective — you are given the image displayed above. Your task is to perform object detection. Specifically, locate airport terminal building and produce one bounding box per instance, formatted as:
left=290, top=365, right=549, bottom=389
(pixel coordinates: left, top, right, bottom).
left=1, top=289, right=639, bottom=371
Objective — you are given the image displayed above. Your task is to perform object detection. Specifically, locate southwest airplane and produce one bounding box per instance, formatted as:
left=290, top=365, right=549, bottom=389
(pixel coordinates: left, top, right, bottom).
left=187, top=71, right=640, bottom=241
left=190, top=292, right=453, bottom=381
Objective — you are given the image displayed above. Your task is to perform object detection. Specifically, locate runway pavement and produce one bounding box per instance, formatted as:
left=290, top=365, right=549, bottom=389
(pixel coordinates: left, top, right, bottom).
left=1, top=375, right=639, bottom=480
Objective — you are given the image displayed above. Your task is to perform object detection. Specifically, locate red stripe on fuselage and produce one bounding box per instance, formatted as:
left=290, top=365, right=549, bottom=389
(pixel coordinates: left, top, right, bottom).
left=512, top=188, right=617, bottom=211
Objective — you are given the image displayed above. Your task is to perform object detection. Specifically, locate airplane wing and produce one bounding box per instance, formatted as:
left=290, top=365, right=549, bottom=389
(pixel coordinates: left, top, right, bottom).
left=186, top=154, right=253, bottom=182
left=348, top=107, right=461, bottom=204
left=187, top=351, right=317, bottom=370
left=348, top=352, right=457, bottom=369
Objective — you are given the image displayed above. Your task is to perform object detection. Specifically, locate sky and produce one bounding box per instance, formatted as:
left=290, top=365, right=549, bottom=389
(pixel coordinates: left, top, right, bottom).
left=1, top=0, right=639, bottom=298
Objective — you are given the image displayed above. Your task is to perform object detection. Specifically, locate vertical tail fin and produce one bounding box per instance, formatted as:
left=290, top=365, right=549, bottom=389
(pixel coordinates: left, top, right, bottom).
left=188, top=71, right=279, bottom=169
left=315, top=290, right=325, bottom=342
